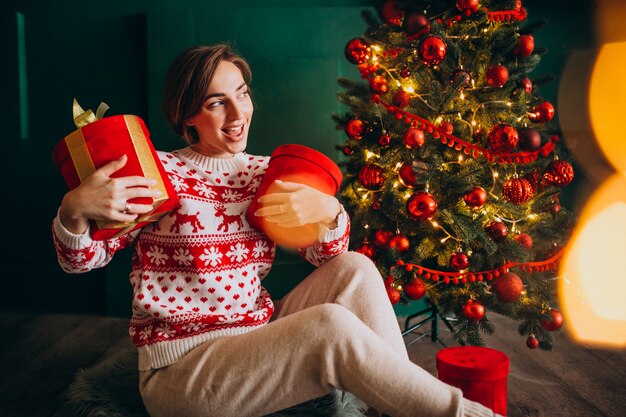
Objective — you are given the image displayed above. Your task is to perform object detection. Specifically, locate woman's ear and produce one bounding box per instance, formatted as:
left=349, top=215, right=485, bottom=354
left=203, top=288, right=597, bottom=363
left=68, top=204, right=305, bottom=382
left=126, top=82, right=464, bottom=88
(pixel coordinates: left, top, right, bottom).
left=183, top=117, right=195, bottom=127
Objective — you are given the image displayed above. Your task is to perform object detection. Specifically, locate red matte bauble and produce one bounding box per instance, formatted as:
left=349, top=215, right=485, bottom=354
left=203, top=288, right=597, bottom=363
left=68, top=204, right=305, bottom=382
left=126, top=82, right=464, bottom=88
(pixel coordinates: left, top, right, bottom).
left=492, top=272, right=524, bottom=303
left=529, top=101, right=555, bottom=123
left=386, top=286, right=401, bottom=304
left=419, top=36, right=447, bottom=65
left=526, top=335, right=539, bottom=349
left=450, top=68, right=472, bottom=88
left=456, top=0, right=480, bottom=14
left=488, top=123, right=519, bottom=153
left=355, top=242, right=376, bottom=259
left=373, top=229, right=393, bottom=247
left=462, top=300, right=485, bottom=321
left=403, top=127, right=425, bottom=149
left=514, top=34, right=535, bottom=57
left=345, top=38, right=371, bottom=65
left=540, top=309, right=564, bottom=331
left=514, top=233, right=534, bottom=249
left=407, top=192, right=437, bottom=221
left=403, top=11, right=431, bottom=38
left=519, top=77, right=533, bottom=94
left=543, top=160, right=574, bottom=187
left=345, top=118, right=364, bottom=140
left=518, top=127, right=542, bottom=151
left=450, top=252, right=469, bottom=271
left=398, top=162, right=417, bottom=187
left=379, top=0, right=404, bottom=26
left=486, top=64, right=509, bottom=88
left=358, top=164, right=385, bottom=190
left=438, top=121, right=454, bottom=135
left=486, top=221, right=508, bottom=242
left=369, top=75, right=389, bottom=94
left=389, top=234, right=410, bottom=251
left=463, top=186, right=487, bottom=208
left=404, top=279, right=427, bottom=300
left=378, top=134, right=391, bottom=147
left=502, top=177, right=534, bottom=205
left=392, top=90, right=411, bottom=108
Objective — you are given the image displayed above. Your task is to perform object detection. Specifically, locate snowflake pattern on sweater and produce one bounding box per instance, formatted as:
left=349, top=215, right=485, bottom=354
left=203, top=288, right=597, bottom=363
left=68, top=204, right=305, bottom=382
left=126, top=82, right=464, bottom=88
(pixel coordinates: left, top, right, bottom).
left=52, top=147, right=350, bottom=370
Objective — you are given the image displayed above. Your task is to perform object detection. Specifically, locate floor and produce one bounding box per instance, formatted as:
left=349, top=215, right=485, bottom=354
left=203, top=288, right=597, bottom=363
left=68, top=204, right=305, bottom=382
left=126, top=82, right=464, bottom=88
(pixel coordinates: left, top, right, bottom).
left=0, top=312, right=624, bottom=417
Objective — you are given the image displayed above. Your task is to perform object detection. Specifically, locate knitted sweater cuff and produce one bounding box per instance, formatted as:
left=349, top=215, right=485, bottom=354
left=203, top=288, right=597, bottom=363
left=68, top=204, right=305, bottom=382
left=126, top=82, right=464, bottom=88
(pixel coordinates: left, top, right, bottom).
left=317, top=205, right=348, bottom=242
left=462, top=398, right=499, bottom=417
left=53, top=209, right=93, bottom=249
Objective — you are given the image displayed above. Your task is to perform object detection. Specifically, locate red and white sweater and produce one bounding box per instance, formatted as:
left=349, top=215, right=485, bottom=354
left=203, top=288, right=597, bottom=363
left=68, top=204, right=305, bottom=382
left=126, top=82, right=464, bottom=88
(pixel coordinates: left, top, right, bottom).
left=52, top=147, right=350, bottom=370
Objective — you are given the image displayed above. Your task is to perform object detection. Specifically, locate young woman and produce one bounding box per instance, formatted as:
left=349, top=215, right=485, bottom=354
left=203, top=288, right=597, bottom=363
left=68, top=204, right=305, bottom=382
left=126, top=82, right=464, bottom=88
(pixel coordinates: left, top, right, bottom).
left=53, top=44, right=498, bottom=417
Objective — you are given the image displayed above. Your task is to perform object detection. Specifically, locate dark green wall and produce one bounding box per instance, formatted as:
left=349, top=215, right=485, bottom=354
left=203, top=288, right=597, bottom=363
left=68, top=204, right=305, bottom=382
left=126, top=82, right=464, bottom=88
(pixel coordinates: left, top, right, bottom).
left=1, top=0, right=594, bottom=317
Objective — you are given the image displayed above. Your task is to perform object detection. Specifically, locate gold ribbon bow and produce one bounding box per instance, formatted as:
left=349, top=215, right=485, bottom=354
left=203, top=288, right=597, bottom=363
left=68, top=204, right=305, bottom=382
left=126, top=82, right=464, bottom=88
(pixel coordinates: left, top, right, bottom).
left=72, top=98, right=110, bottom=128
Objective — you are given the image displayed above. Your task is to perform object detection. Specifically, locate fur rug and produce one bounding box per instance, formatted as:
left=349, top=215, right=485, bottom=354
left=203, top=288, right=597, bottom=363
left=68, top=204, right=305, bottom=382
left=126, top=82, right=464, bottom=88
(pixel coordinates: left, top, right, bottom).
left=62, top=344, right=367, bottom=417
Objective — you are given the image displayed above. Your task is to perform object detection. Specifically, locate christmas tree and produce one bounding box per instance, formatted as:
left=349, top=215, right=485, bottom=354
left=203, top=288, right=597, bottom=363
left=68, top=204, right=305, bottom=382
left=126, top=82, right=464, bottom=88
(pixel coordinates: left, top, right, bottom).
left=335, top=0, right=575, bottom=349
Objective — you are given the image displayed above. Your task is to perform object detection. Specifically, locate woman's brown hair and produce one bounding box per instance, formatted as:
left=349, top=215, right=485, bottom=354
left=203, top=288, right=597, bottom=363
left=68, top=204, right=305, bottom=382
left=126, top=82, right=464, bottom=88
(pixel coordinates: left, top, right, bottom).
left=162, top=44, right=252, bottom=145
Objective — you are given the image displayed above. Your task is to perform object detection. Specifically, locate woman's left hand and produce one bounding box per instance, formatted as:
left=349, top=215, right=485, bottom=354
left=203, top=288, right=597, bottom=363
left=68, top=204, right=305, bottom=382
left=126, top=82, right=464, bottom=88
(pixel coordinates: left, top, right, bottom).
left=254, top=180, right=341, bottom=228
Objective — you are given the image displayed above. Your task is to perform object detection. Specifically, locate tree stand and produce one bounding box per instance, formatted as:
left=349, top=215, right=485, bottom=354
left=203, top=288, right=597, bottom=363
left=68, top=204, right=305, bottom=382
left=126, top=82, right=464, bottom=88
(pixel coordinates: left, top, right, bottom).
left=401, top=300, right=465, bottom=347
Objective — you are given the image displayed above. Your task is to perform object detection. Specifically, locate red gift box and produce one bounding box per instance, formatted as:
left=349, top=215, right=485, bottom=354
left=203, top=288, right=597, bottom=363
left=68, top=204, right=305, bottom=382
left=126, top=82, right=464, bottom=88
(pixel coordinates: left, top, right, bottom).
left=246, top=144, right=342, bottom=248
left=437, top=346, right=510, bottom=416
left=53, top=114, right=178, bottom=240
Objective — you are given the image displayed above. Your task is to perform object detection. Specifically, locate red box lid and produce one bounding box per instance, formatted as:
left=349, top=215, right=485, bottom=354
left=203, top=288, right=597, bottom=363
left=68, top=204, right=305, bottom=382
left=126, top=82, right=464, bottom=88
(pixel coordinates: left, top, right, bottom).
left=436, top=346, right=510, bottom=381
left=270, top=144, right=343, bottom=192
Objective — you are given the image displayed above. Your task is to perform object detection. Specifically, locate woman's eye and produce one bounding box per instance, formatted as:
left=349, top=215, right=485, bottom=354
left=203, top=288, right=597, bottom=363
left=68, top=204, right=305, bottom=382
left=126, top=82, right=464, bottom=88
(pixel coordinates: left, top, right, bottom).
left=208, top=100, right=223, bottom=108
left=239, top=90, right=249, bottom=98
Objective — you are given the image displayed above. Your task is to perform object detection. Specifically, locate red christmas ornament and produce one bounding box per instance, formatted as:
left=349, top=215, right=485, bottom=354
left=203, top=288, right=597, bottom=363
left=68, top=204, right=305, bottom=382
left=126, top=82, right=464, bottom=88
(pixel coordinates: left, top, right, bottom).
left=407, top=192, right=438, bottom=221
left=392, top=90, right=411, bottom=108
left=488, top=123, right=519, bottom=153
left=518, top=127, right=542, bottom=151
left=524, top=170, right=542, bottom=193
left=438, top=121, right=454, bottom=135
left=502, top=177, right=534, bottom=205
left=384, top=275, right=395, bottom=286
left=542, top=160, right=574, bottom=187
left=386, top=286, right=401, bottom=304
left=371, top=200, right=382, bottom=211
left=389, top=234, right=410, bottom=251
left=342, top=146, right=354, bottom=156
left=345, top=118, right=364, bottom=140
left=403, top=127, right=425, bottom=148
left=379, top=0, right=404, bottom=26
left=529, top=101, right=555, bottom=123
left=492, top=272, right=524, bottom=303
left=358, top=164, right=385, bottom=190
left=345, top=38, right=371, bottom=65
left=398, top=162, right=417, bottom=187
left=463, top=186, right=487, bottom=208
left=450, top=251, right=469, bottom=271
left=486, top=64, right=509, bottom=88
left=462, top=300, right=485, bottom=321
left=540, top=309, right=564, bottom=331
left=400, top=67, right=411, bottom=78
left=514, top=233, right=533, bottom=249
left=419, top=36, right=447, bottom=65
left=373, top=229, right=393, bottom=247
left=378, top=134, right=391, bottom=147
left=369, top=75, right=389, bottom=94
left=355, top=242, right=376, bottom=259
left=456, top=0, right=480, bottom=14
left=526, top=335, right=539, bottom=349
left=450, top=68, right=472, bottom=88
left=486, top=221, right=508, bottom=242
left=513, top=34, right=535, bottom=57
left=403, top=11, right=431, bottom=38
left=404, top=279, right=427, bottom=300
left=518, top=77, right=533, bottom=94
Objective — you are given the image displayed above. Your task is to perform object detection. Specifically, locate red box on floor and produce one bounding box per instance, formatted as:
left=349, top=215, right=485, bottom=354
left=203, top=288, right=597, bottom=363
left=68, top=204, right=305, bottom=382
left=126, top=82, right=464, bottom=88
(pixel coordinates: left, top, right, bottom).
left=437, top=346, right=509, bottom=416
left=53, top=114, right=178, bottom=240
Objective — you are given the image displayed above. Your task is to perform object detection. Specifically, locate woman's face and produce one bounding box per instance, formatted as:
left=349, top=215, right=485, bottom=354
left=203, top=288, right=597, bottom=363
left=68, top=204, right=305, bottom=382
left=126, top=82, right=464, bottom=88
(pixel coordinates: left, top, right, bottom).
left=186, top=60, right=253, bottom=158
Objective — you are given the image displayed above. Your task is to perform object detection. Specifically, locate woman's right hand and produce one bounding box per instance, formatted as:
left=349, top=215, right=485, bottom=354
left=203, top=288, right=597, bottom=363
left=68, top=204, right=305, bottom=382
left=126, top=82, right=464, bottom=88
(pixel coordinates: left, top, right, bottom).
left=58, top=155, right=163, bottom=234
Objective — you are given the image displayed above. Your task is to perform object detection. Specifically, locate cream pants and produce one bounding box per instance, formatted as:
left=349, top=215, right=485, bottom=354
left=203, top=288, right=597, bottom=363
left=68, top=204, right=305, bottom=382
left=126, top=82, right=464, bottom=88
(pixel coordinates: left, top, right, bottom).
left=139, top=252, right=492, bottom=417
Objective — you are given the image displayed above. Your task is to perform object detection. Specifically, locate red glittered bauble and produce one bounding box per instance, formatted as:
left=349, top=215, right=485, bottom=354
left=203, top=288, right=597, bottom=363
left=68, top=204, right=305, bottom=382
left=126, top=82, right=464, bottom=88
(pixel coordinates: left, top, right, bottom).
left=404, top=279, right=427, bottom=300
left=403, top=11, right=431, bottom=38
left=398, top=162, right=417, bottom=187
left=369, top=75, right=389, bottom=94
left=403, top=127, right=425, bottom=148
left=419, top=36, right=447, bottom=65
left=486, top=64, right=509, bottom=88
left=524, top=170, right=542, bottom=193
left=345, top=38, right=371, bottom=65
left=345, top=118, right=364, bottom=140
left=514, top=233, right=533, bottom=249
left=450, top=251, right=469, bottom=271
left=540, top=309, right=564, bottom=331
left=389, top=234, right=410, bottom=251
left=542, top=160, right=574, bottom=187
left=518, top=127, right=542, bottom=151
left=529, top=101, right=555, bottom=123
left=386, top=286, right=401, bottom=304
left=378, top=134, right=391, bottom=147
left=355, top=242, right=376, bottom=259
left=492, top=272, right=524, bottom=303
left=456, top=0, right=479, bottom=14
left=526, top=335, right=539, bottom=349
left=379, top=0, right=404, bottom=26
left=463, top=186, right=487, bottom=208
left=518, top=77, right=533, bottom=94
left=392, top=89, right=411, bottom=108
left=406, top=191, right=438, bottom=221
left=486, top=221, right=508, bottom=242
left=462, top=300, right=485, bottom=321
left=449, top=68, right=472, bottom=88
left=502, top=177, right=534, bottom=205
left=358, top=164, right=385, bottom=190
left=513, top=34, right=535, bottom=57
left=488, top=123, right=519, bottom=153
left=373, top=229, right=393, bottom=247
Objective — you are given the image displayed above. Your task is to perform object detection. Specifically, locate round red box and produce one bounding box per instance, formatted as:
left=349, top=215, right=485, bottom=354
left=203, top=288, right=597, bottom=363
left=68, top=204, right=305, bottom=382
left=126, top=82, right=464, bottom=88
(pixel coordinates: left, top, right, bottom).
left=246, top=144, right=342, bottom=248
left=437, top=346, right=510, bottom=416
